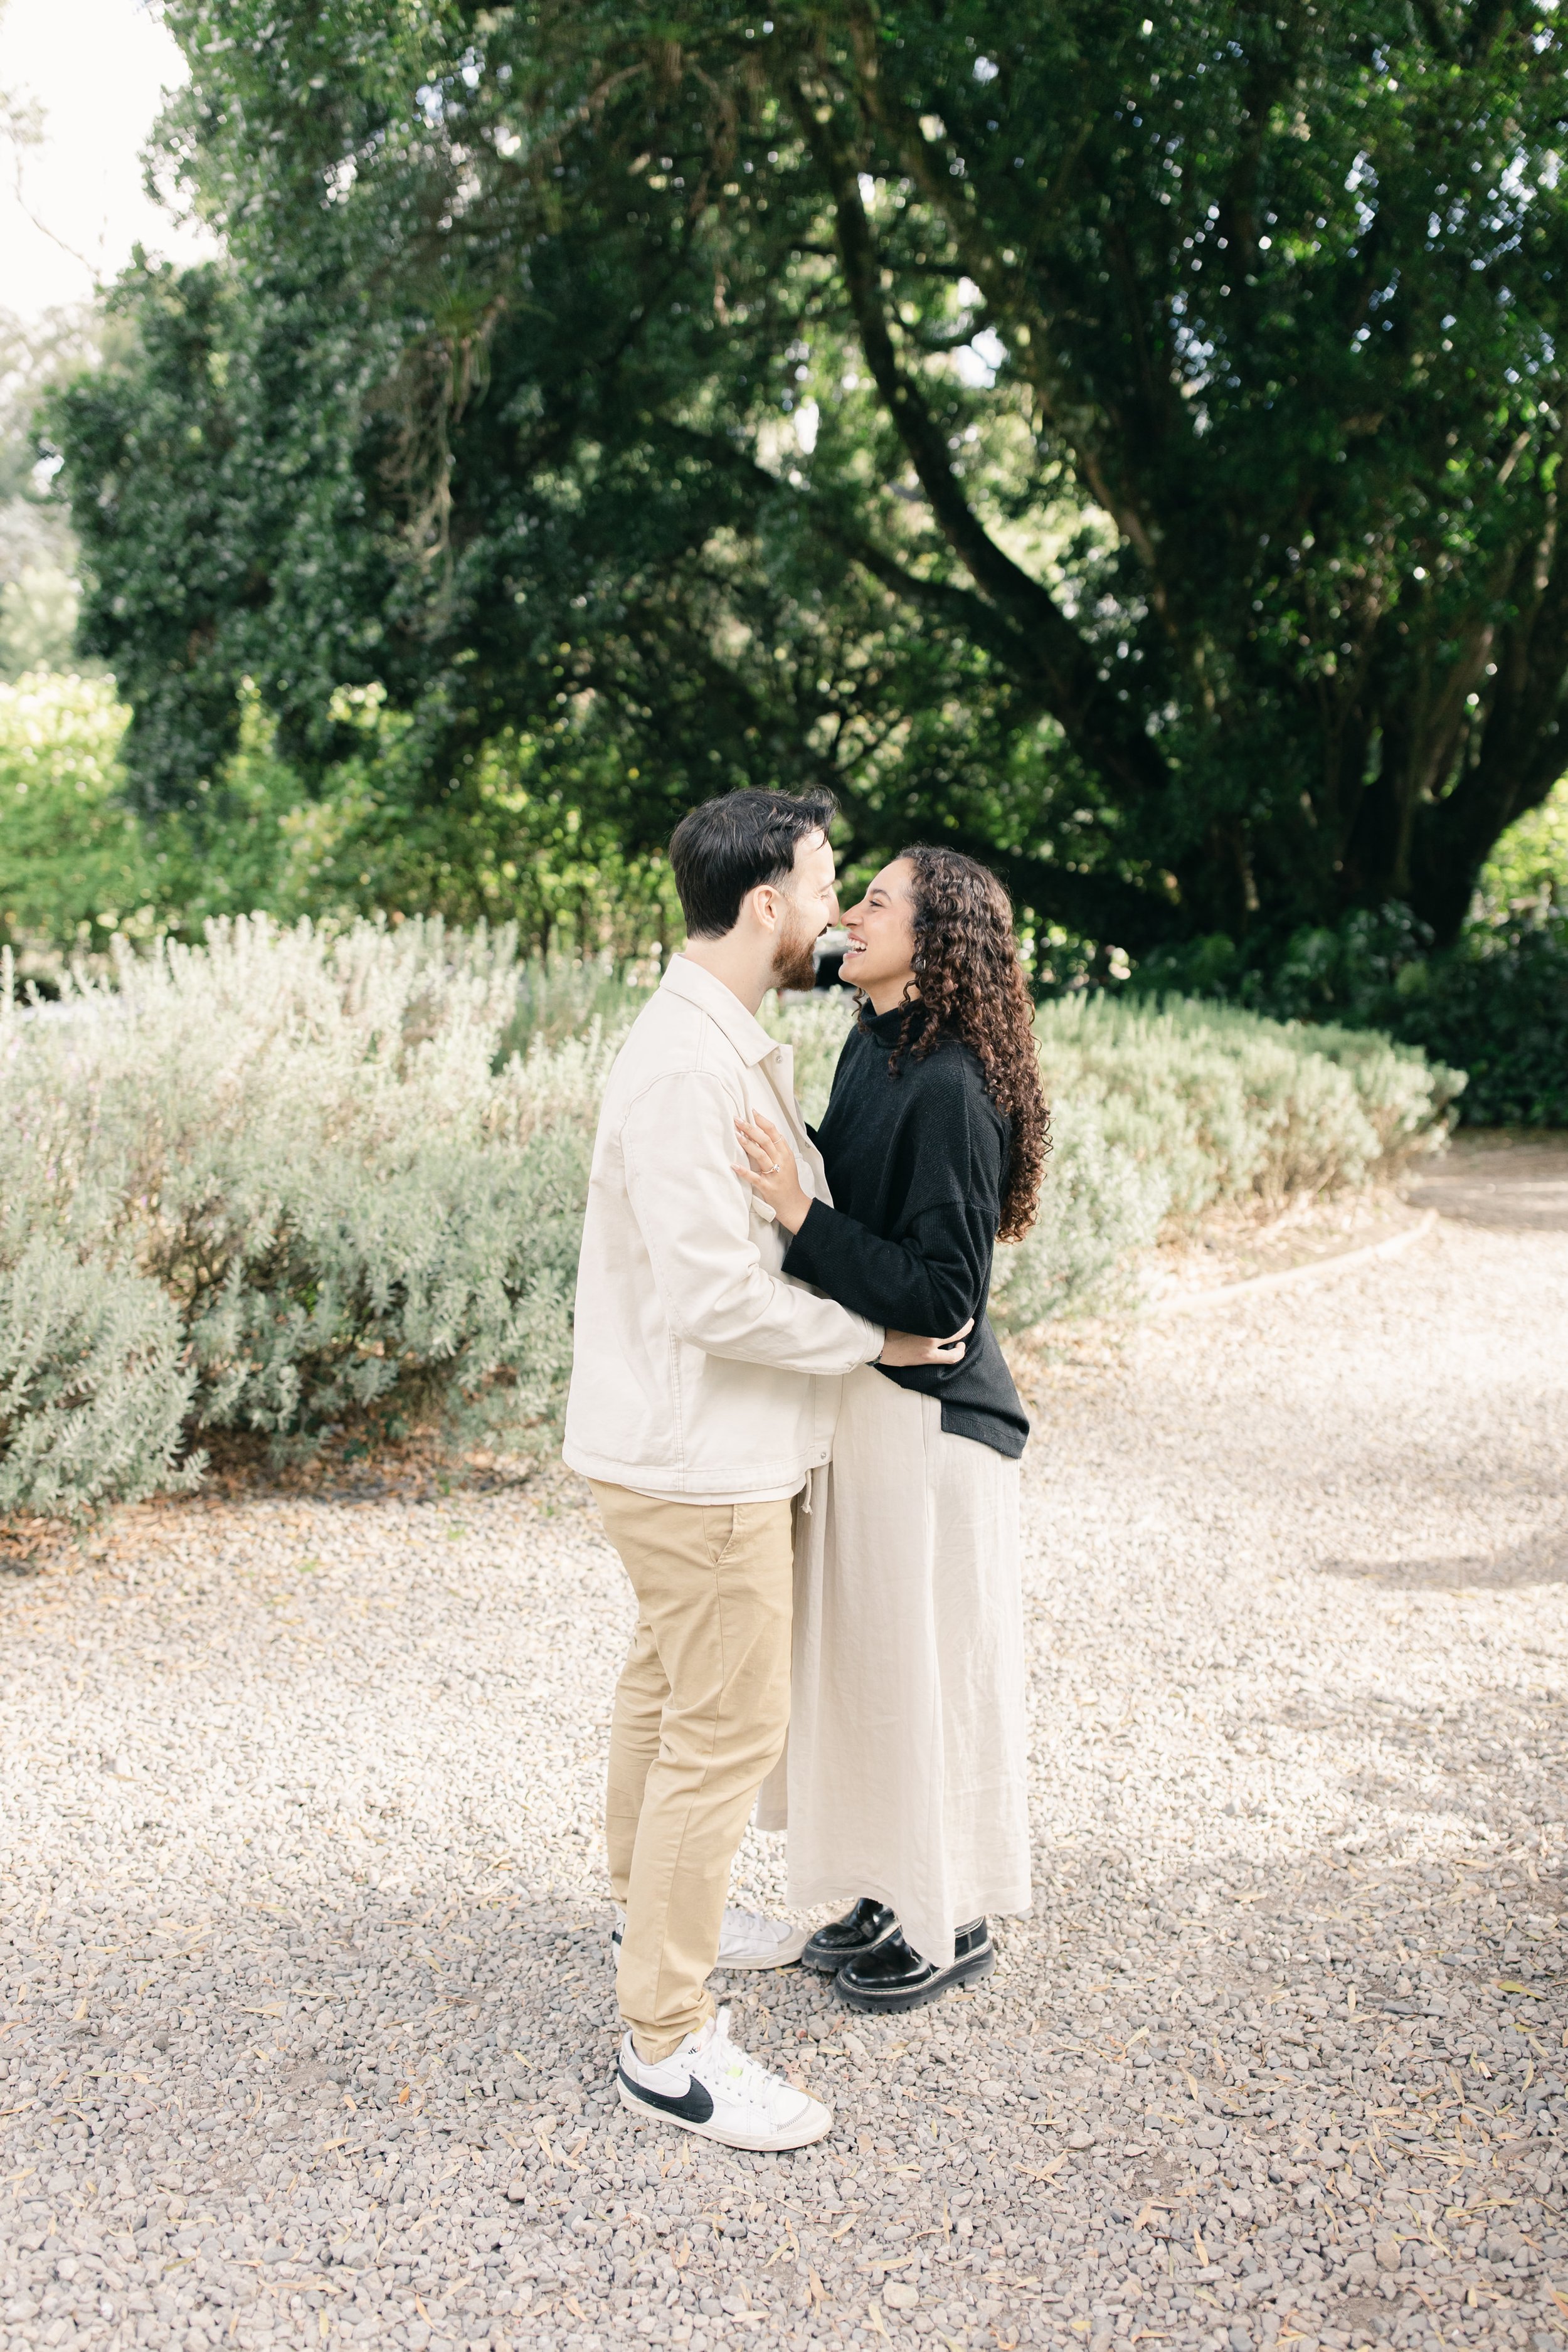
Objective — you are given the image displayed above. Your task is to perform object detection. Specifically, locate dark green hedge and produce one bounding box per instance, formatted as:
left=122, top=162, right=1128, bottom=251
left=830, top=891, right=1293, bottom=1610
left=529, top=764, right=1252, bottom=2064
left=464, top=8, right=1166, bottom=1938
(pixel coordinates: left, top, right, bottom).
left=1379, top=916, right=1568, bottom=1128
left=1125, top=907, right=1568, bottom=1128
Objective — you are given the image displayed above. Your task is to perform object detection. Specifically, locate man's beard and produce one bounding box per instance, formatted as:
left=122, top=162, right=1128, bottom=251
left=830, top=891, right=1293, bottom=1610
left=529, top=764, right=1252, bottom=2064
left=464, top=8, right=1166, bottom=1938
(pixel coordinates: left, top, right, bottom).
left=771, top=913, right=820, bottom=995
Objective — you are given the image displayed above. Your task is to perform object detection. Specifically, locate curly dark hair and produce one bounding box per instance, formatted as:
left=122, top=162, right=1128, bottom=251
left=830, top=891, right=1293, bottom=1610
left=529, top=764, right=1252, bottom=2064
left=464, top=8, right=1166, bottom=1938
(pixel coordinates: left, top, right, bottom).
left=884, top=845, right=1051, bottom=1242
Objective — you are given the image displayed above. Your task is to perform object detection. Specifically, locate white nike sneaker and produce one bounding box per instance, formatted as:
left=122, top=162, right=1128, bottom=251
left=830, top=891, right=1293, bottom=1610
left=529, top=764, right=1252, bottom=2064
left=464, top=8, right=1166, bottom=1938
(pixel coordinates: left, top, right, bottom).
left=610, top=1904, right=810, bottom=1971
left=616, top=2006, right=832, bottom=2151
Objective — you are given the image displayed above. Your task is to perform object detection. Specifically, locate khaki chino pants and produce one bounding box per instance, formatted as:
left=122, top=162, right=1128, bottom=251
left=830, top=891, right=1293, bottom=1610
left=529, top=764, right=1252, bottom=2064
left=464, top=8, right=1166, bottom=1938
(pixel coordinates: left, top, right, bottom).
left=591, top=1482, right=795, bottom=2060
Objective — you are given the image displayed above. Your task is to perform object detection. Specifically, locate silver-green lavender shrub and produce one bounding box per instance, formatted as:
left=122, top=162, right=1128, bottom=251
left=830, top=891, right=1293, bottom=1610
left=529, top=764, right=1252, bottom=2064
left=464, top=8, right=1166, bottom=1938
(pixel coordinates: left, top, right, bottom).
left=0, top=927, right=1459, bottom=1518
left=990, top=1100, right=1172, bottom=1328
left=0, top=1240, right=199, bottom=1517
left=1, top=919, right=625, bottom=1502
left=1032, top=993, right=1459, bottom=1219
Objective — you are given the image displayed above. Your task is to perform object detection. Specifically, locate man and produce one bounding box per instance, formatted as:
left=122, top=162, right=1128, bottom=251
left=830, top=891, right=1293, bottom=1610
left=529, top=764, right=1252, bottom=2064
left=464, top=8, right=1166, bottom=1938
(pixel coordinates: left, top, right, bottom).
left=563, top=788, right=965, bottom=2152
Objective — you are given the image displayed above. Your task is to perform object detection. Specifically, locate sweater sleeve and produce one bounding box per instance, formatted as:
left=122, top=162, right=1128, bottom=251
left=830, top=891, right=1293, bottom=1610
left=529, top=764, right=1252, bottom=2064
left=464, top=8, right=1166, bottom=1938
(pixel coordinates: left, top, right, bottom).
left=782, top=1193, right=995, bottom=1337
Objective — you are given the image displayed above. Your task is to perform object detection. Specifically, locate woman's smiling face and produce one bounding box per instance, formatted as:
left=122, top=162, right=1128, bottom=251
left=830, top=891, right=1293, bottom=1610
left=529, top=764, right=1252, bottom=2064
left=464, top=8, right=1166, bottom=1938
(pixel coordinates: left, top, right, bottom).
left=840, top=858, right=918, bottom=1012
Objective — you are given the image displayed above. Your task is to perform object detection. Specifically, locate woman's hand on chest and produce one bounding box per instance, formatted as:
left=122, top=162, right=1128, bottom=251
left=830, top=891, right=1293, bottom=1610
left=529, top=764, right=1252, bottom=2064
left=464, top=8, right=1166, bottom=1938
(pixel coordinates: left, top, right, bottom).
left=733, top=1110, right=813, bottom=1235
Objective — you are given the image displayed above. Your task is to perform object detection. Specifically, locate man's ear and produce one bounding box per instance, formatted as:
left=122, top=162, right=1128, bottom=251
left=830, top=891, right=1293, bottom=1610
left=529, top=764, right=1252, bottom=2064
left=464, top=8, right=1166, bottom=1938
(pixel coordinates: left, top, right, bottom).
left=745, top=881, right=781, bottom=933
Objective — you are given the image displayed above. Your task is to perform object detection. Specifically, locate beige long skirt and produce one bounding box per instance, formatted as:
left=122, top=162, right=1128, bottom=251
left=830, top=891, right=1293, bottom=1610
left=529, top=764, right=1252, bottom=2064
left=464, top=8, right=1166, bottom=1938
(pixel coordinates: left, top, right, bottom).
left=758, top=1361, right=1030, bottom=1969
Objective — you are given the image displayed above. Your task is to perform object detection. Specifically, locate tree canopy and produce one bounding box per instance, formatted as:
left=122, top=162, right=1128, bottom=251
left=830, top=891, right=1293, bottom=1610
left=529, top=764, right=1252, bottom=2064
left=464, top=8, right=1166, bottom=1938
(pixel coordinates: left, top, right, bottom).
left=51, top=0, right=1568, bottom=958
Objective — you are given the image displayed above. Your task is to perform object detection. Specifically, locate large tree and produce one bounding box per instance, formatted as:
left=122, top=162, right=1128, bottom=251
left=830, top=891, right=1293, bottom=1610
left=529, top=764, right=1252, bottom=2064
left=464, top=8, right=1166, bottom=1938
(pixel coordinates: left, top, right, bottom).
left=54, top=0, right=1568, bottom=955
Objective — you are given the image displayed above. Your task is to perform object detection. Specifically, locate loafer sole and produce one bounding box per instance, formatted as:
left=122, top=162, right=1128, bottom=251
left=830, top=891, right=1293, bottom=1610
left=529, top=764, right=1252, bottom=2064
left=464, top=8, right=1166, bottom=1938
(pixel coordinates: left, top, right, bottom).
left=617, top=2076, right=833, bottom=2151
left=834, top=1941, right=995, bottom=2013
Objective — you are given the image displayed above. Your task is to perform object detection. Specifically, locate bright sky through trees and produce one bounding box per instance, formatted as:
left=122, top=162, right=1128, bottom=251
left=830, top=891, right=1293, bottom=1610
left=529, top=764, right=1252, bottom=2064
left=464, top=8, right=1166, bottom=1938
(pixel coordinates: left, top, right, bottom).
left=0, top=0, right=214, bottom=319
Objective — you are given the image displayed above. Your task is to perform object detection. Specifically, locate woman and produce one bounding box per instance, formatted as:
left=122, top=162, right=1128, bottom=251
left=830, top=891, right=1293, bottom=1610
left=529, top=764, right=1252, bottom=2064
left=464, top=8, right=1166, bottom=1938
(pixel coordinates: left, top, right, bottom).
left=735, top=845, right=1049, bottom=2013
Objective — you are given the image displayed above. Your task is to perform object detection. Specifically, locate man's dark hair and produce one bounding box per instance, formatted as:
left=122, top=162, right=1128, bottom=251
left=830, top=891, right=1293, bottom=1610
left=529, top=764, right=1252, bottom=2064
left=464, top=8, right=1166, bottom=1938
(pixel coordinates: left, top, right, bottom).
left=668, top=788, right=837, bottom=939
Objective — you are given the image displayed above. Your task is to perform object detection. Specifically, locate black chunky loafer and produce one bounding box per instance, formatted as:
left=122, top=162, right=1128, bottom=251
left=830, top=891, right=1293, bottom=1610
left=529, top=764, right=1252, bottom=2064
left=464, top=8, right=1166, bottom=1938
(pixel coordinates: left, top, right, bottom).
left=800, top=1898, right=899, bottom=1975
left=834, top=1919, right=994, bottom=2013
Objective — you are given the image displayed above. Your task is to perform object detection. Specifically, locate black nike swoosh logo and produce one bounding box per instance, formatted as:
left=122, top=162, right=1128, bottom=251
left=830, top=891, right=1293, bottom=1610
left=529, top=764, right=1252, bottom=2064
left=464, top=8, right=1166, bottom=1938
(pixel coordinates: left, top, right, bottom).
left=618, top=2060, right=714, bottom=2124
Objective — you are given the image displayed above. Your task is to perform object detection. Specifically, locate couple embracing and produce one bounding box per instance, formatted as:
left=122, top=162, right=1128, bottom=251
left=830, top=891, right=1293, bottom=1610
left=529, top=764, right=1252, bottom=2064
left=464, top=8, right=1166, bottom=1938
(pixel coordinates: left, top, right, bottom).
left=563, top=789, right=1048, bottom=2153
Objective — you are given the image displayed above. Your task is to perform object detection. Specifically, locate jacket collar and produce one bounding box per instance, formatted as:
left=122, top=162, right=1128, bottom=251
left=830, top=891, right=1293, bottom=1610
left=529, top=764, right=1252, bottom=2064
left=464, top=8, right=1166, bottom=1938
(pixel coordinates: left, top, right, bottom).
left=660, top=954, right=781, bottom=1069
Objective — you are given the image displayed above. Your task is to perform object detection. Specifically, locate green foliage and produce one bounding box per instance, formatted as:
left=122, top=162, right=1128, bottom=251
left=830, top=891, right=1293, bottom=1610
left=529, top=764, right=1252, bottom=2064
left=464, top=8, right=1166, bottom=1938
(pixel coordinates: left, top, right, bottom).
left=1478, top=778, right=1568, bottom=916
left=46, top=0, right=1568, bottom=966
left=1372, top=913, right=1568, bottom=1128
left=0, top=673, right=158, bottom=951
left=0, top=307, right=98, bottom=682
left=275, top=701, right=684, bottom=953
left=0, top=1240, right=198, bottom=1520
left=0, top=671, right=680, bottom=966
left=0, top=670, right=313, bottom=958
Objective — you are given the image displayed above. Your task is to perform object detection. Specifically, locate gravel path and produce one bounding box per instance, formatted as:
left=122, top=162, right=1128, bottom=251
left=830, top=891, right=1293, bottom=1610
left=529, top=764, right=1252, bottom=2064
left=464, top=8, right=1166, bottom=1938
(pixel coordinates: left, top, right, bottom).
left=3, top=1212, right=1566, bottom=2352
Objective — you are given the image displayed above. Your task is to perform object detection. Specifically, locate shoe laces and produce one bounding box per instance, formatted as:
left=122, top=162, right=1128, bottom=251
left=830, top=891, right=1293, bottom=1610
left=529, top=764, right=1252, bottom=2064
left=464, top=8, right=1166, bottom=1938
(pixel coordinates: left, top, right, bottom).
left=723, top=1906, right=778, bottom=1939
left=704, top=2007, right=795, bottom=2116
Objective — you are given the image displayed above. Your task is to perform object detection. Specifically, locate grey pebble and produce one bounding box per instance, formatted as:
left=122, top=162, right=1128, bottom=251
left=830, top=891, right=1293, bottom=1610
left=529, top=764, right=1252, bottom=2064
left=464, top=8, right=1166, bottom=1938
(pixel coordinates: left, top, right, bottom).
left=0, top=1217, right=1564, bottom=2352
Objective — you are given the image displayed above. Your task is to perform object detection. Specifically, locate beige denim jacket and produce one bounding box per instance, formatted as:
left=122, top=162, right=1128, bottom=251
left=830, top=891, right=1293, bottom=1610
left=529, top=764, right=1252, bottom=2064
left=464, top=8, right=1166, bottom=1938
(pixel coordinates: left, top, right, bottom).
left=562, top=956, right=882, bottom=1500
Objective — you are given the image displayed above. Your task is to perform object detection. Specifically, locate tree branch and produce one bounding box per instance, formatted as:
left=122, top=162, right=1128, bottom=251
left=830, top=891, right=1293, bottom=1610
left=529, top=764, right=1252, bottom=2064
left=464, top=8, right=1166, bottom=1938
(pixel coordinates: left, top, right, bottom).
left=655, top=417, right=1047, bottom=682
left=837, top=21, right=1168, bottom=588
left=780, top=68, right=1169, bottom=805
left=973, top=841, right=1183, bottom=950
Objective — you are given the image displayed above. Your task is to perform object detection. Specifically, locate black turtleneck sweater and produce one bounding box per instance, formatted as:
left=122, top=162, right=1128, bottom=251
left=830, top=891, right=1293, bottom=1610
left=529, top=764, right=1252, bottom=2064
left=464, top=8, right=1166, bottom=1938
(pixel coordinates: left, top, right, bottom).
left=782, top=1002, right=1029, bottom=1459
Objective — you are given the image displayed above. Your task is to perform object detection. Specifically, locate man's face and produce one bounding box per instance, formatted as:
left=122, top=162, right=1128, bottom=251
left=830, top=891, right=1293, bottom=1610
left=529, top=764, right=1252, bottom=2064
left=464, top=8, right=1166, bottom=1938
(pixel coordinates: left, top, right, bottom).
left=771, top=830, right=839, bottom=992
